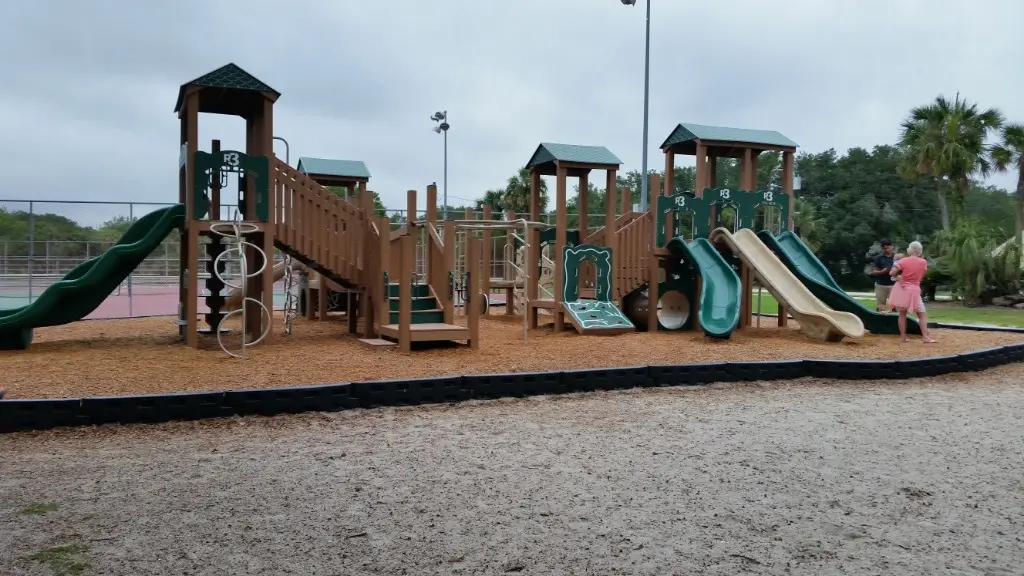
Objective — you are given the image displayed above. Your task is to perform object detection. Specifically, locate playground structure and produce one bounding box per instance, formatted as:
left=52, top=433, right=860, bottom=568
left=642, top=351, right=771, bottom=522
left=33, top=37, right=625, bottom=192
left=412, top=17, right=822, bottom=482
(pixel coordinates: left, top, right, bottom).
left=0, top=64, right=925, bottom=353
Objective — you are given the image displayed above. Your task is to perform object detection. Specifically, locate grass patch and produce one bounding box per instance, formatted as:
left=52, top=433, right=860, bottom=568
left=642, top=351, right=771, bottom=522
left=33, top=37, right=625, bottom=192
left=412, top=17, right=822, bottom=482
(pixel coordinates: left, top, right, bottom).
left=748, top=292, right=1024, bottom=328
left=25, top=543, right=90, bottom=575
left=22, top=502, right=59, bottom=516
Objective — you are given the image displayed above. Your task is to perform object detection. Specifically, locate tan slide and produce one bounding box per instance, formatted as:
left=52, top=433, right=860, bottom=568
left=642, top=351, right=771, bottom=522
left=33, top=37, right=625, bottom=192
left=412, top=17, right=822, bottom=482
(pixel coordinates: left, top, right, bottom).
left=222, top=260, right=293, bottom=312
left=710, top=227, right=865, bottom=342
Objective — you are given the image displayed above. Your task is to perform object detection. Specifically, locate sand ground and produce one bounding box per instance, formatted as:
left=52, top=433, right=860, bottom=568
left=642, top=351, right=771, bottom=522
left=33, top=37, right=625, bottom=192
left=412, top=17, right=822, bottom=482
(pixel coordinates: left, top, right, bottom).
left=3, top=364, right=1024, bottom=575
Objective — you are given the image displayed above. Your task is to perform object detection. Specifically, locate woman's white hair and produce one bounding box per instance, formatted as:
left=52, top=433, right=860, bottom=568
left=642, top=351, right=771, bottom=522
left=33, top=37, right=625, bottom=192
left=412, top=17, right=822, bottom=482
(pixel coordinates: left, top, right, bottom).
left=907, top=240, right=923, bottom=257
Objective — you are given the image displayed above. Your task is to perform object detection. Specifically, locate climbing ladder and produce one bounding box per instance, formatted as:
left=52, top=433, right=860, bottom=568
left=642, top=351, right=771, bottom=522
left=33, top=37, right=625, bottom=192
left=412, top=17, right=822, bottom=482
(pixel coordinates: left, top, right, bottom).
left=504, top=232, right=554, bottom=315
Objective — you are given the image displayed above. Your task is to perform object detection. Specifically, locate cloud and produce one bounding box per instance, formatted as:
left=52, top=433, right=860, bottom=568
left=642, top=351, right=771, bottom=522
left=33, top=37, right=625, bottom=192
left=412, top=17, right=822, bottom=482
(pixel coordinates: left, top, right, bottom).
left=0, top=0, right=1021, bottom=227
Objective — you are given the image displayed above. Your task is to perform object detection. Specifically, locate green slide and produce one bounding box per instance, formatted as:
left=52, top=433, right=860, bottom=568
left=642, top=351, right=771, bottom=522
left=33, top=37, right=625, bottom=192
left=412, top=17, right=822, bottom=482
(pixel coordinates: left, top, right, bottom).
left=756, top=230, right=921, bottom=335
left=0, top=204, right=186, bottom=350
left=665, top=236, right=741, bottom=338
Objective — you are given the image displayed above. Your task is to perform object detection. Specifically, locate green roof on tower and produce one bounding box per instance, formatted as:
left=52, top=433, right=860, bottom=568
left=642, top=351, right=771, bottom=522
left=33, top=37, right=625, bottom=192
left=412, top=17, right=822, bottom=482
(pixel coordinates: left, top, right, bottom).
left=661, top=123, right=798, bottom=152
left=526, top=143, right=622, bottom=170
left=297, top=157, right=371, bottom=180
left=174, top=63, right=280, bottom=114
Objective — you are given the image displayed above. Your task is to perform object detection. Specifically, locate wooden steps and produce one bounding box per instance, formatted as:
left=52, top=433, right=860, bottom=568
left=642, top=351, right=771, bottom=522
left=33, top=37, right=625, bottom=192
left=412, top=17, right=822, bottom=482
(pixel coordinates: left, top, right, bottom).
left=379, top=323, right=470, bottom=342
left=386, top=282, right=444, bottom=324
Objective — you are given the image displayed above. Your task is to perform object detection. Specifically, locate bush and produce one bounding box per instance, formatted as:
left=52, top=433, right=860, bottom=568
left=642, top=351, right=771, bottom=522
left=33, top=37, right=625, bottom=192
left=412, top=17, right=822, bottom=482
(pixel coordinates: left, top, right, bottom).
left=932, top=220, right=1021, bottom=306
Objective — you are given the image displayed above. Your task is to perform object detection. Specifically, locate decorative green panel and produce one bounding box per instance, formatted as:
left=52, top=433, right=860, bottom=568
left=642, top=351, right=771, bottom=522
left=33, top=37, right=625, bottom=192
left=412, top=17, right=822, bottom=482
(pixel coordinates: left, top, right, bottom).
left=656, top=192, right=712, bottom=244
left=192, top=150, right=270, bottom=222
left=702, top=188, right=749, bottom=230
left=741, top=189, right=790, bottom=233
left=562, top=244, right=613, bottom=303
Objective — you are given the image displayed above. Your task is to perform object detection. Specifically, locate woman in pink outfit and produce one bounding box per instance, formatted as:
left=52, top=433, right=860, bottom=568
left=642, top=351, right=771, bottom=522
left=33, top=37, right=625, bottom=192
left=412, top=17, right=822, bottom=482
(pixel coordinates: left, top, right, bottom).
left=887, top=241, right=936, bottom=343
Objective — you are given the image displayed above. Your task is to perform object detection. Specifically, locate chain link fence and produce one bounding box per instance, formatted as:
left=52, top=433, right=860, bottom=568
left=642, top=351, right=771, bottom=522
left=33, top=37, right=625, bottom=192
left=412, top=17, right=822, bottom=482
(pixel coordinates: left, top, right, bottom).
left=0, top=199, right=613, bottom=319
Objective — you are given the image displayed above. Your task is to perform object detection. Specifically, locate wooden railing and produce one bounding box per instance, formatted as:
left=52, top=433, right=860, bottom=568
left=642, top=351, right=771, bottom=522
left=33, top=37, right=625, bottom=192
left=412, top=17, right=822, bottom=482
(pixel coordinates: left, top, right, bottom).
left=614, top=211, right=652, bottom=301
left=271, top=158, right=366, bottom=285
left=583, top=210, right=641, bottom=245
left=425, top=187, right=455, bottom=321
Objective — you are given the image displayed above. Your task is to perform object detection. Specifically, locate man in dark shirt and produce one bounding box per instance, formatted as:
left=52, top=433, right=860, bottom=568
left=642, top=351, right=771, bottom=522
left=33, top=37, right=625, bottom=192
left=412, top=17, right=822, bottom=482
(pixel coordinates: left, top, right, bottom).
left=871, top=239, right=895, bottom=312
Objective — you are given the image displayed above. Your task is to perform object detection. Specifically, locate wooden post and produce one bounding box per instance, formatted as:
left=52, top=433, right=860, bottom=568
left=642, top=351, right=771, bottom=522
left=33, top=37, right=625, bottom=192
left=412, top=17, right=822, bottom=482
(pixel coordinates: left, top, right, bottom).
left=406, top=189, right=418, bottom=309
left=317, top=273, right=328, bottom=321
left=398, top=233, right=413, bottom=353
left=605, top=169, right=617, bottom=253
left=578, top=173, right=589, bottom=239
left=425, top=184, right=441, bottom=320
left=407, top=189, right=418, bottom=227
left=553, top=164, right=568, bottom=333
left=481, top=204, right=492, bottom=310
left=695, top=143, right=708, bottom=193
left=210, top=139, right=222, bottom=218
left=697, top=144, right=715, bottom=231
left=505, top=209, right=516, bottom=316
left=741, top=148, right=755, bottom=190
left=782, top=151, right=795, bottom=231
left=664, top=150, right=675, bottom=197
left=426, top=184, right=437, bottom=225
left=708, top=152, right=718, bottom=188
left=646, top=186, right=659, bottom=333
left=649, top=173, right=662, bottom=213
left=183, top=90, right=200, bottom=348
left=577, top=173, right=591, bottom=295
left=779, top=150, right=795, bottom=328
left=259, top=100, right=276, bottom=344
left=443, top=221, right=456, bottom=323
left=527, top=168, right=541, bottom=329
left=467, top=237, right=481, bottom=350
left=751, top=152, right=761, bottom=190
left=360, top=191, right=374, bottom=337
left=346, top=292, right=358, bottom=334
left=378, top=216, right=391, bottom=327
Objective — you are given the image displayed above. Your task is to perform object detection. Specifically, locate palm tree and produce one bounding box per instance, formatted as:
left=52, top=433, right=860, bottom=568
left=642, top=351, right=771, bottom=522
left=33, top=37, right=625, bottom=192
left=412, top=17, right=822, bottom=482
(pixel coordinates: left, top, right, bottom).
left=792, top=198, right=824, bottom=252
left=501, top=167, right=549, bottom=215
left=991, top=123, right=1024, bottom=249
left=897, top=93, right=1004, bottom=231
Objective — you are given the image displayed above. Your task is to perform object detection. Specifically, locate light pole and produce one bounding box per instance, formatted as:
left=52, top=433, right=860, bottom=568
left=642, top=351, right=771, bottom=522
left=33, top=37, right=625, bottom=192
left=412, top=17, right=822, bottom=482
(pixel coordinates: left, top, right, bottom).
left=621, top=0, right=651, bottom=211
left=273, top=135, right=290, bottom=165
left=431, top=111, right=450, bottom=220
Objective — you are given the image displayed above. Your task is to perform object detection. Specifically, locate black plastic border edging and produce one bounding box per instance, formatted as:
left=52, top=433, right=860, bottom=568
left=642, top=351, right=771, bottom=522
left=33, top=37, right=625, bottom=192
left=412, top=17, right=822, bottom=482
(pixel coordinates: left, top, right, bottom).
left=3, top=342, right=1024, bottom=435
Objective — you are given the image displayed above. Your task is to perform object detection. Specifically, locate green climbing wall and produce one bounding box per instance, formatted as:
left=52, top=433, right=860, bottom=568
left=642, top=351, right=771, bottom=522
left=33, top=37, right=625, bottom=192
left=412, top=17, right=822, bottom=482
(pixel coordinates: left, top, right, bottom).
left=560, top=244, right=633, bottom=332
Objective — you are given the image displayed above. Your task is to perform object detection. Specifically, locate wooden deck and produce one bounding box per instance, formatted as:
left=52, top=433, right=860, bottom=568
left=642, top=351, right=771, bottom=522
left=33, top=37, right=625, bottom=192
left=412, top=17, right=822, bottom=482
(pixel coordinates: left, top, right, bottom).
left=530, top=298, right=558, bottom=310
left=379, top=323, right=471, bottom=342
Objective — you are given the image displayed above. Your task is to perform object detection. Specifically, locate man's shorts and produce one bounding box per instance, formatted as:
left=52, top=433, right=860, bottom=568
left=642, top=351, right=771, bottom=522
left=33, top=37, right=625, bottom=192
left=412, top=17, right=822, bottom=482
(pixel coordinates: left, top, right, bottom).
left=874, top=284, right=893, bottom=311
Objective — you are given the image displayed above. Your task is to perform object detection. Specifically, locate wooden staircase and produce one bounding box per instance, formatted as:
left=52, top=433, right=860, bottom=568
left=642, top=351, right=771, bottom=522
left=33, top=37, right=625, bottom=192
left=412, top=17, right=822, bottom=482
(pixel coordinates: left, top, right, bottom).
left=613, top=211, right=653, bottom=301
left=269, top=158, right=380, bottom=336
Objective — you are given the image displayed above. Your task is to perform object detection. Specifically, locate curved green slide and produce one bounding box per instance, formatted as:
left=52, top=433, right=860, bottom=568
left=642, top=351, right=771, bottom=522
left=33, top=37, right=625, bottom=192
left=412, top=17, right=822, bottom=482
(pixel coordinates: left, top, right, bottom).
left=665, top=236, right=741, bottom=338
left=756, top=230, right=921, bottom=335
left=0, top=203, right=186, bottom=350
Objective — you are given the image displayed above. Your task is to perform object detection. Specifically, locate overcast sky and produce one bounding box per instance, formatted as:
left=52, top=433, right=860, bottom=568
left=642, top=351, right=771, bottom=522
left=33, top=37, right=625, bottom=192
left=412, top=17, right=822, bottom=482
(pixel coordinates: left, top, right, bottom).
left=1, top=0, right=1022, bottom=226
